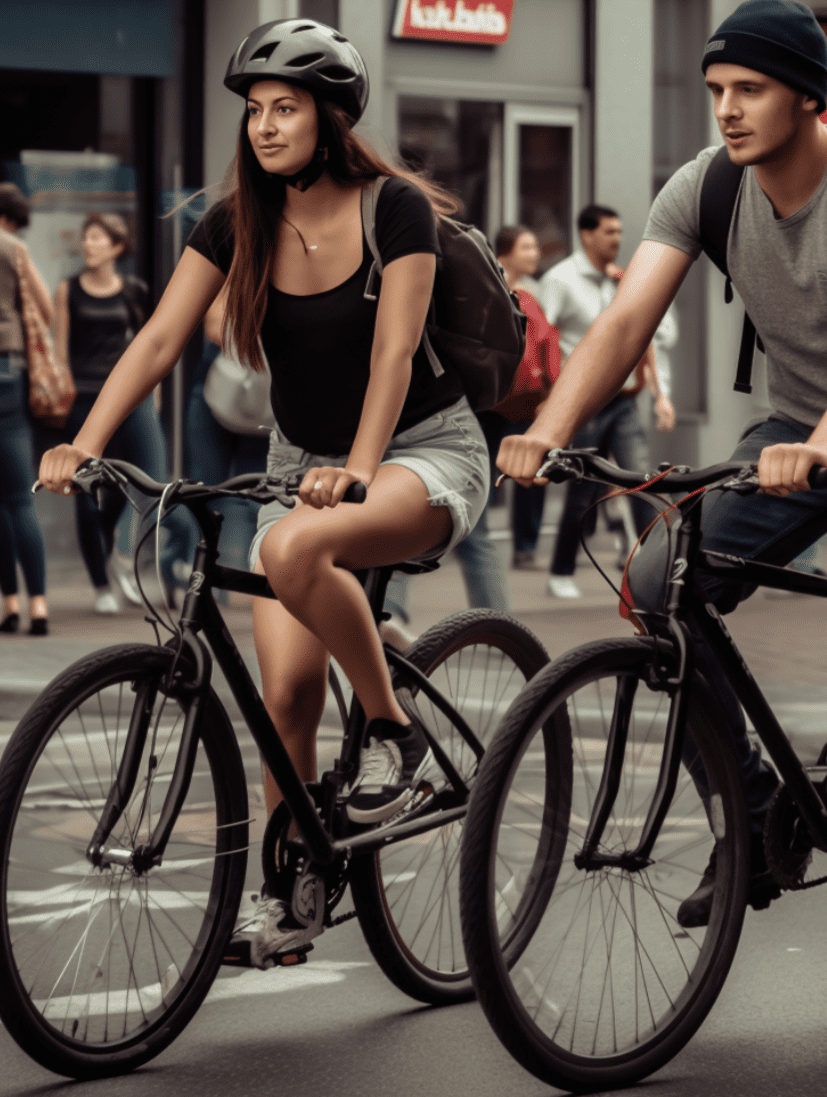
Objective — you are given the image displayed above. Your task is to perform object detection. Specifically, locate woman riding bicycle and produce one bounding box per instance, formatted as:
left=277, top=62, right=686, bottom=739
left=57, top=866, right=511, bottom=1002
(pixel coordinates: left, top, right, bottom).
left=37, top=19, right=489, bottom=968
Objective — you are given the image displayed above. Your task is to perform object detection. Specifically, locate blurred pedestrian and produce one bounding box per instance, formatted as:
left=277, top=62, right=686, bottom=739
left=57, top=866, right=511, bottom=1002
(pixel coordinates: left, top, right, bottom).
left=494, top=225, right=560, bottom=569
left=53, top=213, right=171, bottom=613
left=539, top=205, right=674, bottom=598
left=0, top=183, right=51, bottom=635
left=164, top=286, right=270, bottom=589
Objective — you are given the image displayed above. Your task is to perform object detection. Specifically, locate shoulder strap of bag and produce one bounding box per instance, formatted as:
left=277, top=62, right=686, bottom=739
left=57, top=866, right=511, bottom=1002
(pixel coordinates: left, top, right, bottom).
left=698, top=145, right=759, bottom=394
left=360, top=176, right=444, bottom=378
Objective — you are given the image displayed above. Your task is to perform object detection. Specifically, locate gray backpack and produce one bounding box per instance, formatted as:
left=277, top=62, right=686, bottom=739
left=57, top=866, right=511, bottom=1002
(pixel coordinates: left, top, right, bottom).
left=360, top=178, right=527, bottom=411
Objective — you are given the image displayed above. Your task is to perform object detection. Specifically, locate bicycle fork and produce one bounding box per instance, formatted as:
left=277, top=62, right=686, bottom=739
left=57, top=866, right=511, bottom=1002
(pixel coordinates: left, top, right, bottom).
left=574, top=623, right=695, bottom=873
left=86, top=631, right=211, bottom=875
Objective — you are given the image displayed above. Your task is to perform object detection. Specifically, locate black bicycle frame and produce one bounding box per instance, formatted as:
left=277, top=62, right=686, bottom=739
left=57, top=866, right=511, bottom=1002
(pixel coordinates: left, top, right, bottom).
left=576, top=490, right=827, bottom=871
left=90, top=508, right=488, bottom=871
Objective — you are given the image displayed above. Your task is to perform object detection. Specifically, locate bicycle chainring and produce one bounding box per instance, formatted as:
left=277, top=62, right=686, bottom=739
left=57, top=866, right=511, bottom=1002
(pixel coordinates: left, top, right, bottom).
left=261, top=785, right=349, bottom=917
left=764, top=783, right=814, bottom=891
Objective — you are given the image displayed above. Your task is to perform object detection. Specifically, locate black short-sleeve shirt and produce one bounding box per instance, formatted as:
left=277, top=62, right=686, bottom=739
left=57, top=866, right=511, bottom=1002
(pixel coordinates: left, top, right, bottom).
left=186, top=177, right=463, bottom=454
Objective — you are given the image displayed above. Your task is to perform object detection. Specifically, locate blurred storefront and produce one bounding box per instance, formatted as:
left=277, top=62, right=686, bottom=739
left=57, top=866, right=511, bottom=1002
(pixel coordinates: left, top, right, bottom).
left=0, top=0, right=205, bottom=472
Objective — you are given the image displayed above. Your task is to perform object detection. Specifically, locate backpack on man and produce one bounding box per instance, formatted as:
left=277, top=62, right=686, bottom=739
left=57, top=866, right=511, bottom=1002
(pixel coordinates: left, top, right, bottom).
left=361, top=178, right=527, bottom=412
left=698, top=145, right=763, bottom=394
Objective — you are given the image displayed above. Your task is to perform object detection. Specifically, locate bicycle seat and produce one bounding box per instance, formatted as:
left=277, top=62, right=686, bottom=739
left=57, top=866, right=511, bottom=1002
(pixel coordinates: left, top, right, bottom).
left=392, top=558, right=443, bottom=576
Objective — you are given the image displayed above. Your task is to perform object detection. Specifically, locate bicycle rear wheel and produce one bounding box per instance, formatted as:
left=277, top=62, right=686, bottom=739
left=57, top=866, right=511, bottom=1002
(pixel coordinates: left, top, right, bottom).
left=0, top=644, right=249, bottom=1079
left=350, top=610, right=548, bottom=1004
left=460, top=637, right=749, bottom=1092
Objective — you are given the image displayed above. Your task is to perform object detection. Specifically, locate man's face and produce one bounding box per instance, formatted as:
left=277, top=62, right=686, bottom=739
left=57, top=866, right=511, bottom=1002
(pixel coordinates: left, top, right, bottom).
left=705, top=63, right=816, bottom=166
left=582, top=216, right=622, bottom=266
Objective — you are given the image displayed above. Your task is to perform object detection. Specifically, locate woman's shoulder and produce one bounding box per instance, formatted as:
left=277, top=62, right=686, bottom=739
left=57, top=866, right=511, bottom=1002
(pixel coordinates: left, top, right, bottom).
left=373, top=175, right=440, bottom=264
left=186, top=196, right=234, bottom=274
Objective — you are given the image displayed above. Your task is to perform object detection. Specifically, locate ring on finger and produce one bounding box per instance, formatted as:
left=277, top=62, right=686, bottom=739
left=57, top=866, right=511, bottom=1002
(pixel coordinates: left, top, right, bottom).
left=63, top=486, right=71, bottom=495
left=313, top=480, right=323, bottom=491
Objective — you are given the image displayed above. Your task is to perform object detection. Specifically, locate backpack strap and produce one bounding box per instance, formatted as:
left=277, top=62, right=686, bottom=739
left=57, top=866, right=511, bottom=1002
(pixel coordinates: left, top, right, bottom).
left=698, top=146, right=760, bottom=394
left=360, top=176, right=444, bottom=378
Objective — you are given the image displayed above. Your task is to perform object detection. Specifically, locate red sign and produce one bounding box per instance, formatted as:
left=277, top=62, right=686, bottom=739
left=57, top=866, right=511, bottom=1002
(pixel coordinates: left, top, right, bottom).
left=392, top=0, right=514, bottom=45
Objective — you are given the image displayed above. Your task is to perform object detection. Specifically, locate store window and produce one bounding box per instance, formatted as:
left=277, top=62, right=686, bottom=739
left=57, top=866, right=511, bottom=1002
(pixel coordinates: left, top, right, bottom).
left=504, top=106, right=576, bottom=273
left=397, top=97, right=503, bottom=238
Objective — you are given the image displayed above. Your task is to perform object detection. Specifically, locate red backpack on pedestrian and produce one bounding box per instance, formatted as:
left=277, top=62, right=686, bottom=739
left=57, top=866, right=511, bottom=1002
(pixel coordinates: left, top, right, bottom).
left=492, top=287, right=560, bottom=421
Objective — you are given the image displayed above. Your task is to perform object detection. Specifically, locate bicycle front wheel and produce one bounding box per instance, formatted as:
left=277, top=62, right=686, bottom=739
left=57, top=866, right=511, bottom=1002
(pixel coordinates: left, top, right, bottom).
left=460, top=637, right=749, bottom=1092
left=0, top=644, right=249, bottom=1079
left=350, top=610, right=549, bottom=1004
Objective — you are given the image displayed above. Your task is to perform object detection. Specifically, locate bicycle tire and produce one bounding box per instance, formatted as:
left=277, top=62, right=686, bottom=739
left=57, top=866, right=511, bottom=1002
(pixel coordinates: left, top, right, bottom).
left=0, top=644, right=249, bottom=1080
left=460, top=636, right=749, bottom=1092
left=350, top=610, right=549, bottom=1004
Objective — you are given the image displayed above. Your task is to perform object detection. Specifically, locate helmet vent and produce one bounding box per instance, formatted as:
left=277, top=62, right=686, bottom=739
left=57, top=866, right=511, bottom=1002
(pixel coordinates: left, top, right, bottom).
left=285, top=52, right=325, bottom=68
left=291, top=24, right=317, bottom=33
left=332, top=34, right=348, bottom=43
left=249, top=43, right=277, bottom=63
left=317, top=64, right=354, bottom=82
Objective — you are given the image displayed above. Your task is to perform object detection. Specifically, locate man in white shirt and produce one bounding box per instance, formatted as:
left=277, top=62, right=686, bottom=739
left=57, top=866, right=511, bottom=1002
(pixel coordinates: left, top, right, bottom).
left=539, top=205, right=675, bottom=598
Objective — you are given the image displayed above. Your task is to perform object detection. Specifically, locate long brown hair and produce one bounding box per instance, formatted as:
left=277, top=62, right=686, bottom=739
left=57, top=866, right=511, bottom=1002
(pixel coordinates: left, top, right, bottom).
left=220, top=99, right=459, bottom=372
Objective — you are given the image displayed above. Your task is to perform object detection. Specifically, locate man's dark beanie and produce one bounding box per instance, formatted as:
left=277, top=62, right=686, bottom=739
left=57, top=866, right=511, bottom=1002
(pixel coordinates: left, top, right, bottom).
left=701, top=0, right=827, bottom=112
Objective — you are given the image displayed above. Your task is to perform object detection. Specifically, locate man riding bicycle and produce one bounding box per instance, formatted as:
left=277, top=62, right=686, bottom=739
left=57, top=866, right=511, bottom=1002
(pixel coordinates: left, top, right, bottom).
left=497, top=0, right=827, bottom=927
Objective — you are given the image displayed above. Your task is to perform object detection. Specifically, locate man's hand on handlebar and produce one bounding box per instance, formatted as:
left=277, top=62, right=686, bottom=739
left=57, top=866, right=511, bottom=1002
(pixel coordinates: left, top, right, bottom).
left=757, top=442, right=827, bottom=497
left=496, top=433, right=561, bottom=488
left=36, top=444, right=96, bottom=497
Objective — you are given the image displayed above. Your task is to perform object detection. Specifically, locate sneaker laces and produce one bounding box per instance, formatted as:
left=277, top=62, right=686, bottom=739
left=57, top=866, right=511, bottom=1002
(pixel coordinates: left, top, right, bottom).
left=237, top=894, right=289, bottom=934
left=356, top=737, right=399, bottom=785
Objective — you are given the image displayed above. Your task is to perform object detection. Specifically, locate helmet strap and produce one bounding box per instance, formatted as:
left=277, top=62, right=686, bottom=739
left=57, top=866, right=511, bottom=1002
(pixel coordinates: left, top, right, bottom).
left=282, top=146, right=328, bottom=192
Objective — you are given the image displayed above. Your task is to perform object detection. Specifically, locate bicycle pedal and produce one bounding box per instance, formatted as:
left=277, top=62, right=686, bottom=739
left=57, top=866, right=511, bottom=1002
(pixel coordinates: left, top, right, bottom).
left=221, top=940, right=314, bottom=969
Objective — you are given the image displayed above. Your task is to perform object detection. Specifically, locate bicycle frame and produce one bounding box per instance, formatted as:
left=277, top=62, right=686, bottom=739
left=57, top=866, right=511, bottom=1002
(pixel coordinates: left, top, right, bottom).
left=88, top=503, right=487, bottom=873
left=575, top=487, right=827, bottom=872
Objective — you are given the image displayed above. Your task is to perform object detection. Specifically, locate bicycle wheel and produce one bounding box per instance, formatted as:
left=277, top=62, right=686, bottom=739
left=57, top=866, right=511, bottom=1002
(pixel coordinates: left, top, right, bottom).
left=0, top=644, right=249, bottom=1079
left=460, top=636, right=749, bottom=1092
left=350, top=610, right=549, bottom=1004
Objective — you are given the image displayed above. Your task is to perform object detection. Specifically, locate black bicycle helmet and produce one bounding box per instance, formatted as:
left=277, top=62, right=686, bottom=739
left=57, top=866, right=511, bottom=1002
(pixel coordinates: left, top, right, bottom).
left=224, top=19, right=369, bottom=124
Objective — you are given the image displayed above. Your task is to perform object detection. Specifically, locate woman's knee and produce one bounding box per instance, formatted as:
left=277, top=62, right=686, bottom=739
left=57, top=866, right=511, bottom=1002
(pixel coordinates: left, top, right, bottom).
left=259, top=522, right=330, bottom=604
left=262, top=669, right=327, bottom=734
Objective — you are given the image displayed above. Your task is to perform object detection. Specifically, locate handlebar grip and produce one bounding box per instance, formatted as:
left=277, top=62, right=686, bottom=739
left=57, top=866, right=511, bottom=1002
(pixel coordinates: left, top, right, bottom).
left=808, top=466, right=827, bottom=490
left=343, top=481, right=367, bottom=504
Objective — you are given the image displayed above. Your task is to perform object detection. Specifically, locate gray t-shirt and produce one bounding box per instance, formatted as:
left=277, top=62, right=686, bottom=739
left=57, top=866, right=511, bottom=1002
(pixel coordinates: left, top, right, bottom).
left=644, top=146, right=827, bottom=428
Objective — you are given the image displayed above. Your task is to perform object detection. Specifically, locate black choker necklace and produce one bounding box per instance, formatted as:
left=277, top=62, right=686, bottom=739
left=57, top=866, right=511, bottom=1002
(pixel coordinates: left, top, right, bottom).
left=280, top=146, right=327, bottom=192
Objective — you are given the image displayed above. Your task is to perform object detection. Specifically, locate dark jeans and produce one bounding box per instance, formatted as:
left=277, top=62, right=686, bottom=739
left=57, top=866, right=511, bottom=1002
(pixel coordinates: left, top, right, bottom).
left=551, top=394, right=650, bottom=576
left=480, top=412, right=547, bottom=554
left=63, top=393, right=169, bottom=590
left=0, top=373, right=46, bottom=597
left=637, top=415, right=827, bottom=834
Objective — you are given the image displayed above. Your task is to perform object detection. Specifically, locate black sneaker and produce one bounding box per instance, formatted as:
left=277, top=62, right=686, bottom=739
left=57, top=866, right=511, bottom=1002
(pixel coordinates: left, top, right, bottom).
left=677, top=834, right=781, bottom=929
left=346, top=716, right=435, bottom=824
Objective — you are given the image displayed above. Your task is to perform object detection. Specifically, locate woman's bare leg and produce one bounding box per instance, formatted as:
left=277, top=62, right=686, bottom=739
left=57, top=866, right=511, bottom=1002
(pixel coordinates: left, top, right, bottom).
left=252, top=564, right=328, bottom=815
left=258, top=464, right=451, bottom=725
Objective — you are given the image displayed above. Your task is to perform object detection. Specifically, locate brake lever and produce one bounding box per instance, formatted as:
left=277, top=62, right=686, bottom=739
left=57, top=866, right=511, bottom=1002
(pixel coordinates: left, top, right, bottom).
left=537, top=449, right=584, bottom=483
left=720, top=466, right=760, bottom=495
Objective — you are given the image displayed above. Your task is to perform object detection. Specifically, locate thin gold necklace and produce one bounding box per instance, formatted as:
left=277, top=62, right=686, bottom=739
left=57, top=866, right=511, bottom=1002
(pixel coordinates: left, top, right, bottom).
left=281, top=215, right=318, bottom=254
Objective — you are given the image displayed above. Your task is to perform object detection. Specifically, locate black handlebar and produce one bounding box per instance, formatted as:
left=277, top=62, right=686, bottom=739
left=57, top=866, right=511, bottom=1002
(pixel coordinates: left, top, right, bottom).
left=534, top=448, right=827, bottom=494
left=36, top=459, right=368, bottom=507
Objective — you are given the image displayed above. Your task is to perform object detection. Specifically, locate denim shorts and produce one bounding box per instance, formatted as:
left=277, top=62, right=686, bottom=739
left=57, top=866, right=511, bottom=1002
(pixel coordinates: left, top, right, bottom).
left=249, top=396, right=490, bottom=570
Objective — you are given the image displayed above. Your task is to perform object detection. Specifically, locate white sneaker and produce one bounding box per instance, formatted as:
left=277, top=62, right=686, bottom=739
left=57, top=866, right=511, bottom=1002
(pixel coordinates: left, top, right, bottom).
left=93, top=591, right=119, bottom=614
left=226, top=874, right=325, bottom=970
left=547, top=576, right=582, bottom=600
left=378, top=614, right=416, bottom=652
left=109, top=552, right=142, bottom=606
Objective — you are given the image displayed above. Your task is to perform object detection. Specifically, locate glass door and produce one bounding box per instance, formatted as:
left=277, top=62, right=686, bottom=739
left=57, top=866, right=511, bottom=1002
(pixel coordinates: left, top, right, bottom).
left=503, top=104, right=579, bottom=276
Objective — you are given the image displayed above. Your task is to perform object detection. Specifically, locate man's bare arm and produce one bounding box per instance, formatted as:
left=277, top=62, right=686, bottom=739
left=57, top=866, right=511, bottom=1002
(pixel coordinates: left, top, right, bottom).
left=498, top=241, right=693, bottom=485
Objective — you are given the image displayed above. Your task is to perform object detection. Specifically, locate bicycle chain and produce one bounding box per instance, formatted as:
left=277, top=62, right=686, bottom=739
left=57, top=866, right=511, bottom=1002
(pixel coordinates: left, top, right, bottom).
left=764, top=783, right=827, bottom=891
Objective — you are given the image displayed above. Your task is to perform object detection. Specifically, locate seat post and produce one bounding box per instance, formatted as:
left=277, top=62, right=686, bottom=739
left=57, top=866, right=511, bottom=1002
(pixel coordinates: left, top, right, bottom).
left=356, top=566, right=394, bottom=624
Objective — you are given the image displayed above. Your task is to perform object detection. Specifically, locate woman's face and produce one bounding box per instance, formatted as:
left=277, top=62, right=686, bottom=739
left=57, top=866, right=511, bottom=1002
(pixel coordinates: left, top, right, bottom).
left=246, top=79, right=320, bottom=177
left=509, top=232, right=541, bottom=277
left=82, top=224, right=124, bottom=269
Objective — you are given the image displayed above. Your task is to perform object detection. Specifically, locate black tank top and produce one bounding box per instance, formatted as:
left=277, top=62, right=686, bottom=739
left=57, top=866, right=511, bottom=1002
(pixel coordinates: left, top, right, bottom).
left=67, top=275, right=144, bottom=394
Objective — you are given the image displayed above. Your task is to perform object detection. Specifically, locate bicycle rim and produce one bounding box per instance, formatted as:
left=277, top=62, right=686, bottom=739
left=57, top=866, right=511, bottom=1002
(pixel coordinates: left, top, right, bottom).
left=352, top=611, right=549, bottom=1003
left=461, top=639, right=749, bottom=1089
left=0, top=646, right=248, bottom=1077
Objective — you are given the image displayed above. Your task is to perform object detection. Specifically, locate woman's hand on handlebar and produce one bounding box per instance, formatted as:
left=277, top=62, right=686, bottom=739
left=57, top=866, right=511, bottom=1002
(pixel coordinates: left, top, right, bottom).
left=757, top=442, right=827, bottom=497
left=299, top=466, right=369, bottom=509
left=496, top=433, right=559, bottom=488
left=36, top=444, right=96, bottom=496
